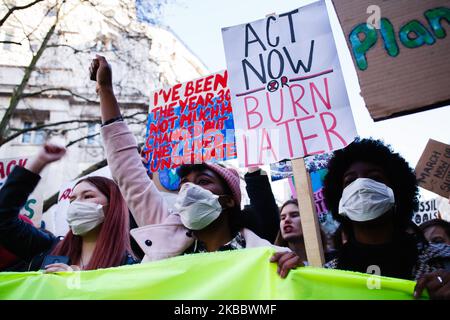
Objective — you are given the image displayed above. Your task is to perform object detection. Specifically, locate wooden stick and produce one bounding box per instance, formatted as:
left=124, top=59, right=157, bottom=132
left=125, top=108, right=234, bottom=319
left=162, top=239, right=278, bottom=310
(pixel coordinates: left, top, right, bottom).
left=291, top=158, right=325, bottom=267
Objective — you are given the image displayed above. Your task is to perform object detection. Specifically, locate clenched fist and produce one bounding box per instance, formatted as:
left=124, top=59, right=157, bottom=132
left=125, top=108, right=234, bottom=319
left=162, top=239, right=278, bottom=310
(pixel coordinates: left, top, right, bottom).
left=89, top=54, right=113, bottom=93
left=26, top=143, right=66, bottom=174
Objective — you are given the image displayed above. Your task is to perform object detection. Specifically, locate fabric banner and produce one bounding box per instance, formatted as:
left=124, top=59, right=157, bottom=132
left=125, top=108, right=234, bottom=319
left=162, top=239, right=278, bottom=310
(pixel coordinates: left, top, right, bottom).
left=0, top=248, right=422, bottom=300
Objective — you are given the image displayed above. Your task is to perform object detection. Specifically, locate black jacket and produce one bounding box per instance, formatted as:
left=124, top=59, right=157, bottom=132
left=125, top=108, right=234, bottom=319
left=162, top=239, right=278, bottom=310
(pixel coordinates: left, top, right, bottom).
left=0, top=166, right=137, bottom=271
left=0, top=166, right=57, bottom=271
left=242, top=169, right=279, bottom=244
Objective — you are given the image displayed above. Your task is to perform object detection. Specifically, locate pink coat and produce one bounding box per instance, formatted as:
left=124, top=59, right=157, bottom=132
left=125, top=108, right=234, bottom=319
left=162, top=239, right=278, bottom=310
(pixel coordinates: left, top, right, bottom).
left=101, top=121, right=290, bottom=262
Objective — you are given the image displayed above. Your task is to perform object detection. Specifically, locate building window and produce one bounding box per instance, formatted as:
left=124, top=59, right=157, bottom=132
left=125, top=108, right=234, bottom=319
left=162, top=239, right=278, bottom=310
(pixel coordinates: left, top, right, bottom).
left=22, top=122, right=32, bottom=143
left=21, top=121, right=46, bottom=145
left=2, top=29, right=15, bottom=50
left=87, top=122, right=99, bottom=145
left=34, top=122, right=46, bottom=144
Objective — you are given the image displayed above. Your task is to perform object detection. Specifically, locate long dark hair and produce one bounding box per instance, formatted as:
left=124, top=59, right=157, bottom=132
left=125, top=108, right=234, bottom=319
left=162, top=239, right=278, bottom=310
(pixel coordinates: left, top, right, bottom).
left=274, top=199, right=327, bottom=248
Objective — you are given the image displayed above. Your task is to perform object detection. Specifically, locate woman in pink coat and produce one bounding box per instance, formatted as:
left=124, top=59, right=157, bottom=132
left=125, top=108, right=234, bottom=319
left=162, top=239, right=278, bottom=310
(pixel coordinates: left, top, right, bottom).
left=90, top=55, right=301, bottom=278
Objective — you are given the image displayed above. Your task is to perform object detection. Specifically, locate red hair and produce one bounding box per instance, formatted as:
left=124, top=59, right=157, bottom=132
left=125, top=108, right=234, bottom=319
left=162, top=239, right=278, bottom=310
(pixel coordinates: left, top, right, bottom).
left=51, top=176, right=132, bottom=270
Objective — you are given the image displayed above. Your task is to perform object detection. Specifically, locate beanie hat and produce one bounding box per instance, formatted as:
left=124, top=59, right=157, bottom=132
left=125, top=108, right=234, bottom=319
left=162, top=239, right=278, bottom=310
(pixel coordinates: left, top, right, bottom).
left=203, top=163, right=241, bottom=207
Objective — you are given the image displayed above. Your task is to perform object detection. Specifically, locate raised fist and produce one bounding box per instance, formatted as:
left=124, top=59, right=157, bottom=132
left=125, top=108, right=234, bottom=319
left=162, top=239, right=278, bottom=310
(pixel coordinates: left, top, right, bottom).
left=37, top=143, right=67, bottom=164
left=89, top=55, right=112, bottom=93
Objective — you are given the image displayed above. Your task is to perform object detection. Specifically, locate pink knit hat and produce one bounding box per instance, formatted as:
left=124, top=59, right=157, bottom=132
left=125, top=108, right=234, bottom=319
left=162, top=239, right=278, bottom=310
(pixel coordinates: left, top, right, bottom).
left=203, top=163, right=241, bottom=207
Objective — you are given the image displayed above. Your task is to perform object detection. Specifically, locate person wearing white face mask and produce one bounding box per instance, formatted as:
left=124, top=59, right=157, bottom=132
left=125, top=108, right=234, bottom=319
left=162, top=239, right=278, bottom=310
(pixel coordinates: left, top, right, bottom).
left=323, top=138, right=450, bottom=300
left=66, top=201, right=105, bottom=236
left=174, top=182, right=223, bottom=231
left=0, top=143, right=138, bottom=272
left=92, top=55, right=301, bottom=279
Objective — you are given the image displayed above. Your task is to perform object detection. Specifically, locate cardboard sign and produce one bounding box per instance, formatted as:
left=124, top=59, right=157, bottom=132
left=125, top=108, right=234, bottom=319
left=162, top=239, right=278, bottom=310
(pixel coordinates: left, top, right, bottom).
left=415, top=139, right=450, bottom=198
left=142, top=71, right=236, bottom=172
left=0, top=157, right=43, bottom=228
left=412, top=198, right=440, bottom=225
left=222, top=1, right=357, bottom=167
left=332, top=0, right=450, bottom=121
left=437, top=195, right=450, bottom=221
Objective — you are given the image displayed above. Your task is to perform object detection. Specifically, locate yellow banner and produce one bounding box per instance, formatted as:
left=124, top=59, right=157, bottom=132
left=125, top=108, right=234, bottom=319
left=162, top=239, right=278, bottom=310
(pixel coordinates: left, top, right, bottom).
left=0, top=248, right=422, bottom=299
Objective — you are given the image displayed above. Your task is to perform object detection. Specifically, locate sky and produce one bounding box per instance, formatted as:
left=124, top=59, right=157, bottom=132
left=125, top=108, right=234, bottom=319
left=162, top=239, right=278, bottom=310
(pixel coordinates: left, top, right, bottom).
left=160, top=0, right=450, bottom=201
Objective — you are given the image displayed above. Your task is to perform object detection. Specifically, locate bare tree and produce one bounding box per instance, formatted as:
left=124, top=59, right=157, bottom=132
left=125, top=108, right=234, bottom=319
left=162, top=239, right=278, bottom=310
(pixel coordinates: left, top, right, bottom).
left=0, top=23, right=57, bottom=142
left=0, top=0, right=45, bottom=28
left=0, top=0, right=190, bottom=209
left=0, top=0, right=170, bottom=147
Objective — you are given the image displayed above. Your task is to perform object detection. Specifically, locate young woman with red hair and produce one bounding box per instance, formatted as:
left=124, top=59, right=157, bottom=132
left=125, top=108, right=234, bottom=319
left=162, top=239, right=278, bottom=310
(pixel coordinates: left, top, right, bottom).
left=0, top=143, right=137, bottom=272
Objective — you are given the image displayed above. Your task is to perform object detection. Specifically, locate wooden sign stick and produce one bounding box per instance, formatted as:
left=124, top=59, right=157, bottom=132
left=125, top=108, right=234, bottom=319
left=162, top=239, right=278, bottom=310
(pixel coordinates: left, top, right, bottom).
left=291, top=158, right=325, bottom=267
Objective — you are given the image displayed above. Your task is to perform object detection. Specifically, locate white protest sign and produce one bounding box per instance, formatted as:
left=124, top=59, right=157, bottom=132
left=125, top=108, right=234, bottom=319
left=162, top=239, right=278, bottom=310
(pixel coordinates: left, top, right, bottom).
left=222, top=1, right=357, bottom=166
left=0, top=157, right=43, bottom=228
left=412, top=198, right=440, bottom=226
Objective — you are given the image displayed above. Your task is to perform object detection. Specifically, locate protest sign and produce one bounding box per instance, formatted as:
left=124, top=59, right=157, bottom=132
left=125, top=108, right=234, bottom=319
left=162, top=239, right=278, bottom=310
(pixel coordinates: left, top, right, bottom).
left=332, top=0, right=450, bottom=121
left=222, top=1, right=357, bottom=167
left=272, top=154, right=338, bottom=235
left=0, top=157, right=43, bottom=228
left=223, top=1, right=358, bottom=266
left=412, top=198, right=440, bottom=225
left=270, top=160, right=293, bottom=181
left=415, top=139, right=450, bottom=198
left=305, top=152, right=338, bottom=235
left=0, top=247, right=421, bottom=300
left=153, top=168, right=180, bottom=191
left=142, top=71, right=236, bottom=172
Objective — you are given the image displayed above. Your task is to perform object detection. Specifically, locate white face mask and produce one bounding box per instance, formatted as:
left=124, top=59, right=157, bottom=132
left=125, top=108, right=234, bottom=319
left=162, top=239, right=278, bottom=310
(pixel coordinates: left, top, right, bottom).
left=66, top=201, right=105, bottom=235
left=174, top=182, right=223, bottom=230
left=338, top=178, right=395, bottom=222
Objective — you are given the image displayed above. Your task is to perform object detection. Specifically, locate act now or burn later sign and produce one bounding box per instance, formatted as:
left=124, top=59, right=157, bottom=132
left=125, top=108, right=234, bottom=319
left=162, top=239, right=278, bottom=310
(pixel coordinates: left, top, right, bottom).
left=222, top=1, right=357, bottom=167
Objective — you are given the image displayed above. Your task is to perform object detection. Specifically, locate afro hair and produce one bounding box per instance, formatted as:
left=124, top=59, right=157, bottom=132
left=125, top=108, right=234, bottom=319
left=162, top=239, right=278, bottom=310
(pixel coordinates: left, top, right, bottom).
left=323, top=138, right=419, bottom=232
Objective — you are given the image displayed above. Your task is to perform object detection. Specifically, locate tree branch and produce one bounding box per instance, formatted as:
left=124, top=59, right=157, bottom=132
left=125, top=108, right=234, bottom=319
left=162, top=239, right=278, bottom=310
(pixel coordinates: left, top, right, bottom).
left=0, top=0, right=44, bottom=27
left=62, top=111, right=148, bottom=148
left=1, top=110, right=147, bottom=146
left=3, top=118, right=101, bottom=146
left=21, top=87, right=98, bottom=103
left=0, top=40, right=21, bottom=45
left=46, top=43, right=94, bottom=54
left=65, top=132, right=99, bottom=147
left=0, top=20, right=57, bottom=142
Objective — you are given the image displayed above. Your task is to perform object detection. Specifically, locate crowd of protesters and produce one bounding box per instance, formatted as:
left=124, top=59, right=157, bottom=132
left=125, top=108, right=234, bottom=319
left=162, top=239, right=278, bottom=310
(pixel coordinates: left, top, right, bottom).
left=0, top=55, right=449, bottom=299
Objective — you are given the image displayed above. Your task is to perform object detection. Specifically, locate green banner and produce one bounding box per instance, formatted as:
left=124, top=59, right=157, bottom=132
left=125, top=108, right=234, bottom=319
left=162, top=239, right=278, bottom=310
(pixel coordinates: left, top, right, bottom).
left=0, top=247, right=423, bottom=299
